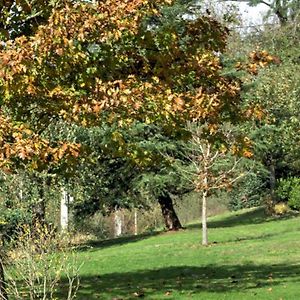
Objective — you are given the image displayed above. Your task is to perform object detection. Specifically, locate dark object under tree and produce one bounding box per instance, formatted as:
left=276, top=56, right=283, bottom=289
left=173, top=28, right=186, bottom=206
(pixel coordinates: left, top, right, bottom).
left=158, top=194, right=183, bottom=231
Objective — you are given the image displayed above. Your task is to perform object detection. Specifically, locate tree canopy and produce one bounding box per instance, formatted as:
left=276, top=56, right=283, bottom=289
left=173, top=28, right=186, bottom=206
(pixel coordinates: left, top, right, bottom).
left=0, top=0, right=245, bottom=170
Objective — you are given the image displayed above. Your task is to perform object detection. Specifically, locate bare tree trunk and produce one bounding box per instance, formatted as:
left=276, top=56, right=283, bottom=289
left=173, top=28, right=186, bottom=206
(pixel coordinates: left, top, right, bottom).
left=202, top=189, right=208, bottom=246
left=269, top=159, right=276, bottom=201
left=34, top=198, right=46, bottom=224
left=32, top=176, right=46, bottom=225
left=134, top=209, right=138, bottom=236
left=158, top=194, right=183, bottom=231
left=202, top=161, right=209, bottom=246
left=61, top=189, right=69, bottom=231
left=266, top=156, right=276, bottom=214
left=114, top=209, right=122, bottom=238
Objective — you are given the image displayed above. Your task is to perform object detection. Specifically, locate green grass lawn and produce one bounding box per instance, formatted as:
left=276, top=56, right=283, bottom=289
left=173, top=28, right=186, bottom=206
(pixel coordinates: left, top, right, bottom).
left=63, top=208, right=300, bottom=299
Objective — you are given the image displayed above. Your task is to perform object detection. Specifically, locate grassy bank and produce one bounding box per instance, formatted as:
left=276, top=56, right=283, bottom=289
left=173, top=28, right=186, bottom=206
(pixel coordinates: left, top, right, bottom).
left=62, top=207, right=300, bottom=299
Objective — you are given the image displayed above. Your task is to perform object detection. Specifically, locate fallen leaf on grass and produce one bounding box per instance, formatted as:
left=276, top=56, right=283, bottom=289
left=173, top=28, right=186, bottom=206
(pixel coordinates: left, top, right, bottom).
left=133, top=291, right=145, bottom=297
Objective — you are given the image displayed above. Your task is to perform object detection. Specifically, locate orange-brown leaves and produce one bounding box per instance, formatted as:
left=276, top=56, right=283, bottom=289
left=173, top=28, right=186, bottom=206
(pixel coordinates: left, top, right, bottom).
left=34, top=0, right=174, bottom=46
left=0, top=1, right=233, bottom=130
left=236, top=50, right=281, bottom=75
left=245, top=105, right=265, bottom=121
left=230, top=136, right=253, bottom=159
left=249, top=50, right=280, bottom=65
left=0, top=113, right=80, bottom=170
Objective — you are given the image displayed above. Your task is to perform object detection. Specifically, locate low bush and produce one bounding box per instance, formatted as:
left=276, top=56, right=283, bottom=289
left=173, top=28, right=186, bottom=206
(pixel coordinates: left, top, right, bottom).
left=276, top=177, right=300, bottom=210
left=1, top=222, right=81, bottom=300
left=228, top=173, right=266, bottom=211
left=274, top=202, right=289, bottom=215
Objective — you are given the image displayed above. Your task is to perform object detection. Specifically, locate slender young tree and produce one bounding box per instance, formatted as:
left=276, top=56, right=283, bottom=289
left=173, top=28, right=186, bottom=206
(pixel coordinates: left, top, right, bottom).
left=181, top=124, right=248, bottom=245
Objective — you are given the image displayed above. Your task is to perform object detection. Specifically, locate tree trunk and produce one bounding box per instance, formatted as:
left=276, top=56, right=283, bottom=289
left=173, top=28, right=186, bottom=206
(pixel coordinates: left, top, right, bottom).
left=202, top=189, right=208, bottom=246
left=60, top=189, right=69, bottom=231
left=273, top=1, right=288, bottom=26
left=33, top=198, right=46, bottom=224
left=114, top=209, right=122, bottom=238
left=158, top=194, right=183, bottom=231
left=201, top=161, right=209, bottom=246
left=134, top=209, right=138, bottom=236
left=33, top=176, right=46, bottom=224
left=265, top=156, right=276, bottom=215
left=269, top=159, right=276, bottom=201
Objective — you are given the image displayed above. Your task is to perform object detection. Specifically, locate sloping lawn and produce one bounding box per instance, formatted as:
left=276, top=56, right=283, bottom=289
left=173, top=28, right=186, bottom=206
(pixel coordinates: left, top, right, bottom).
left=64, top=208, right=300, bottom=299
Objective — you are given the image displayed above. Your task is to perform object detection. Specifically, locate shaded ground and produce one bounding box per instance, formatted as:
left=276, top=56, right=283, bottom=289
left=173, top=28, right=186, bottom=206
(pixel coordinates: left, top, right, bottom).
left=187, top=207, right=299, bottom=229
left=78, top=231, right=162, bottom=252
left=71, top=263, right=300, bottom=299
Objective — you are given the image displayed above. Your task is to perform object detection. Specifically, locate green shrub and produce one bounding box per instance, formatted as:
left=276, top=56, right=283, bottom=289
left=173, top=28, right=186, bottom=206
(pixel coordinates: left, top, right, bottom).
left=228, top=173, right=266, bottom=211
left=0, top=208, right=32, bottom=241
left=276, top=177, right=300, bottom=210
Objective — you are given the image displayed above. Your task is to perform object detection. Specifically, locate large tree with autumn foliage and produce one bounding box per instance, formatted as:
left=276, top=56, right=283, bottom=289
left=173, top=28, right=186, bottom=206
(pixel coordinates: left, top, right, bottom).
left=0, top=0, right=241, bottom=139
left=0, top=0, right=280, bottom=232
left=0, top=0, right=245, bottom=229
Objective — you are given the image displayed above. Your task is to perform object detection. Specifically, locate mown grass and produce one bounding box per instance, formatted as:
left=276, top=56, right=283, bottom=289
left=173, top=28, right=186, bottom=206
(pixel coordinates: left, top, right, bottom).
left=60, top=207, right=300, bottom=299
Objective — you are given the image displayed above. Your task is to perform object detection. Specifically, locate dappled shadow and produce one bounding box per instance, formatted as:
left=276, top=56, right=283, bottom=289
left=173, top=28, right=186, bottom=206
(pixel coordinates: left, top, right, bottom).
left=59, top=263, right=300, bottom=299
left=76, top=231, right=162, bottom=252
left=206, top=232, right=281, bottom=245
left=209, top=207, right=269, bottom=228
left=186, top=207, right=299, bottom=230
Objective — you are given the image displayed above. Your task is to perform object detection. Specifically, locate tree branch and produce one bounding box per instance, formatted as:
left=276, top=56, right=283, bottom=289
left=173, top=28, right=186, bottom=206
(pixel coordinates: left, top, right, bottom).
left=220, top=0, right=273, bottom=8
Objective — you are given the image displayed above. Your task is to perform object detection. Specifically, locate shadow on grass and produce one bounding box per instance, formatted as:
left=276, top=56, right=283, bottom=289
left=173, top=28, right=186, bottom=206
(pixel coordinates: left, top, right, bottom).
left=187, top=207, right=299, bottom=230
left=77, top=231, right=162, bottom=252
left=58, top=263, right=300, bottom=299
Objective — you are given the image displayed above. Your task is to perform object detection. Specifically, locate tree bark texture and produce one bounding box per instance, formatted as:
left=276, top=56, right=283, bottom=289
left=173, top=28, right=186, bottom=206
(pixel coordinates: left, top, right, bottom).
left=33, top=198, right=46, bottom=224
left=269, top=159, right=276, bottom=201
left=201, top=162, right=209, bottom=246
left=32, top=176, right=46, bottom=224
left=158, top=194, right=183, bottom=231
left=114, top=209, right=122, bottom=238
left=264, top=158, right=277, bottom=215
left=202, top=189, right=208, bottom=246
left=61, top=189, right=69, bottom=231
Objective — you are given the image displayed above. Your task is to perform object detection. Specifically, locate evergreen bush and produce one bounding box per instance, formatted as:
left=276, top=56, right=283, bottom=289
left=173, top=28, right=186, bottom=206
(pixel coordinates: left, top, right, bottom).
left=276, top=177, right=300, bottom=210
